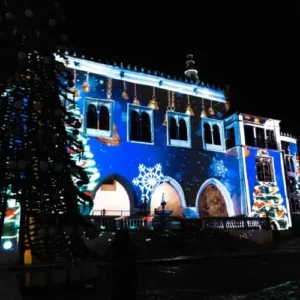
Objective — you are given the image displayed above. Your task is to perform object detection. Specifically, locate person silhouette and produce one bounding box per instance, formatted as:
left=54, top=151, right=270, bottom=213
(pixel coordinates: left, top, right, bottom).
left=105, top=229, right=140, bottom=300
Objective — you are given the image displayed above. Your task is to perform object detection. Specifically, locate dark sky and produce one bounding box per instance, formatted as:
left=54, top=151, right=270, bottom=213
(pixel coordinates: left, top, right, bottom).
left=64, top=2, right=299, bottom=136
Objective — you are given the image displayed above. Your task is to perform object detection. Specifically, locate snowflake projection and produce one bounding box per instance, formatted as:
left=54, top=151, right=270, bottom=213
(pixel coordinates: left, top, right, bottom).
left=222, top=179, right=232, bottom=194
left=132, top=163, right=165, bottom=201
left=209, top=157, right=228, bottom=178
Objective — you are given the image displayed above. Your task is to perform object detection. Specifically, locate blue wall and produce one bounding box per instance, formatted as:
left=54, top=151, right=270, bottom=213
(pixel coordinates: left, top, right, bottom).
left=245, top=147, right=290, bottom=229
left=68, top=71, right=244, bottom=215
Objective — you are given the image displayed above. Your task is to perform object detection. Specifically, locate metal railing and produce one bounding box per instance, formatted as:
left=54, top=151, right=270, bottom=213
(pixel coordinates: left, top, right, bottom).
left=85, top=215, right=153, bottom=231
left=201, top=217, right=270, bottom=230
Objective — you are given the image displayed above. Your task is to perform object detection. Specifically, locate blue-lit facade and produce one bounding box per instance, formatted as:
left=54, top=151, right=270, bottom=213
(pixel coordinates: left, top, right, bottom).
left=1, top=56, right=296, bottom=251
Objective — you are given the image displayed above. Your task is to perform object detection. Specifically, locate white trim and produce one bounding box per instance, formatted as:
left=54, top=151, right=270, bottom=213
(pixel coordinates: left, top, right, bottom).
left=279, top=151, right=292, bottom=227
left=195, top=178, right=235, bottom=217
left=150, top=176, right=187, bottom=208
left=56, top=55, right=225, bottom=103
left=84, top=98, right=114, bottom=138
left=201, top=118, right=225, bottom=152
left=127, top=103, right=155, bottom=145
left=280, top=135, right=297, bottom=144
left=166, top=111, right=192, bottom=148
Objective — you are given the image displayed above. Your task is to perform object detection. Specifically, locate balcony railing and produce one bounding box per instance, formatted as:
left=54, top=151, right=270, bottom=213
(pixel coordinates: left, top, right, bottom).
left=201, top=217, right=271, bottom=230
left=85, top=215, right=153, bottom=231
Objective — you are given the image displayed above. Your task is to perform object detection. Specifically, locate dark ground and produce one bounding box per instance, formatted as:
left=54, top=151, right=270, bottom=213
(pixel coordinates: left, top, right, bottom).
left=20, top=252, right=300, bottom=300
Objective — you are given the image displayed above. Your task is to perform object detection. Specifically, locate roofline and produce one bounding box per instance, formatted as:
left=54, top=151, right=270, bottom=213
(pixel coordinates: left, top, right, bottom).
left=55, top=55, right=225, bottom=103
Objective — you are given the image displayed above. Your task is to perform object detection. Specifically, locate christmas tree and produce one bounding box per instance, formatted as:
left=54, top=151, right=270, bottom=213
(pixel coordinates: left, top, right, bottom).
left=0, top=1, right=96, bottom=263
left=252, top=182, right=289, bottom=230
left=65, top=94, right=101, bottom=215
left=1, top=186, right=20, bottom=251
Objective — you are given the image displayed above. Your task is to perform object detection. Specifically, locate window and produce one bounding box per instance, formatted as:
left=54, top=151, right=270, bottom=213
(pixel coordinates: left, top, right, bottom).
left=225, top=126, right=236, bottom=149
left=201, top=118, right=225, bottom=152
left=244, top=124, right=277, bottom=150
left=166, top=111, right=191, bottom=148
left=285, top=155, right=296, bottom=175
left=84, top=98, right=114, bottom=138
left=256, top=156, right=274, bottom=182
left=127, top=104, right=154, bottom=144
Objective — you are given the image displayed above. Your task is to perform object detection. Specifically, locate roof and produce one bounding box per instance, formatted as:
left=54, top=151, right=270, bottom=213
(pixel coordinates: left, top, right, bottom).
left=55, top=54, right=226, bottom=103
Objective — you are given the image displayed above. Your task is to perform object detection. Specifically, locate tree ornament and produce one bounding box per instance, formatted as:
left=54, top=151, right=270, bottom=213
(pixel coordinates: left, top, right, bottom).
left=73, top=129, right=79, bottom=136
left=38, top=228, right=48, bottom=238
left=63, top=226, right=73, bottom=235
left=48, top=227, right=57, bottom=237
left=25, top=10, right=34, bottom=18
left=43, top=56, right=52, bottom=64
left=60, top=34, right=67, bottom=42
left=54, top=163, right=63, bottom=172
left=40, top=161, right=49, bottom=171
left=49, top=19, right=56, bottom=27
left=18, top=52, right=27, bottom=61
left=18, top=160, right=27, bottom=170
left=52, top=193, right=60, bottom=200
left=33, top=103, right=42, bottom=111
left=5, top=12, right=14, bottom=20
left=8, top=160, right=17, bottom=169
left=14, top=100, right=23, bottom=109
left=73, top=120, right=81, bottom=129
left=54, top=108, right=63, bottom=116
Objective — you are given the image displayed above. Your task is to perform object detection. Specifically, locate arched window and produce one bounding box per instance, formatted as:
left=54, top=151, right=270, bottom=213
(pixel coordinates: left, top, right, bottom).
left=130, top=110, right=140, bottom=141
left=204, top=123, right=212, bottom=144
left=85, top=98, right=114, bottom=138
left=169, top=117, right=177, bottom=140
left=86, top=104, right=97, bottom=129
left=213, top=124, right=221, bottom=145
left=128, top=104, right=154, bottom=144
left=99, top=106, right=109, bottom=131
left=179, top=119, right=187, bottom=141
left=140, top=112, right=151, bottom=143
left=166, top=111, right=191, bottom=148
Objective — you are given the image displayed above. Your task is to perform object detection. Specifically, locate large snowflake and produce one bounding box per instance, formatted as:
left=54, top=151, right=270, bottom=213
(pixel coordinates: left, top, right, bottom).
left=209, top=157, right=228, bottom=178
left=132, top=163, right=165, bottom=201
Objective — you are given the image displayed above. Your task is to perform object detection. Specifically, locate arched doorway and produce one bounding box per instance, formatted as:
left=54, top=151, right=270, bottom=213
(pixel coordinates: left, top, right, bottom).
left=91, top=174, right=133, bottom=216
left=195, top=178, right=235, bottom=218
left=150, top=177, right=186, bottom=217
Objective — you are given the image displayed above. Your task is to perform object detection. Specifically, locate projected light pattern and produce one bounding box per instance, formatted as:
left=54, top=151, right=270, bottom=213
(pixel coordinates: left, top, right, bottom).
left=245, top=148, right=291, bottom=230
left=56, top=55, right=226, bottom=103
left=61, top=69, right=243, bottom=218
left=1, top=192, right=20, bottom=251
left=1, top=58, right=295, bottom=252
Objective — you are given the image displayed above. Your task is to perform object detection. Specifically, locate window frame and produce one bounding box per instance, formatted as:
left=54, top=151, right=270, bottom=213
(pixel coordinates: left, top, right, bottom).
left=166, top=111, right=191, bottom=148
left=127, top=103, right=155, bottom=145
left=84, top=97, right=114, bottom=138
left=243, top=123, right=276, bottom=149
left=255, top=155, right=275, bottom=183
left=201, top=117, right=225, bottom=152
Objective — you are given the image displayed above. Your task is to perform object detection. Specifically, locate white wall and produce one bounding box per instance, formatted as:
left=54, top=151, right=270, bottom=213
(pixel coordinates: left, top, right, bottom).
left=92, top=181, right=130, bottom=216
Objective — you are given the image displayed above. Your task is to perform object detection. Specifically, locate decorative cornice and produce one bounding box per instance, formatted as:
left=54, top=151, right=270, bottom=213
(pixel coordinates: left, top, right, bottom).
left=55, top=54, right=226, bottom=103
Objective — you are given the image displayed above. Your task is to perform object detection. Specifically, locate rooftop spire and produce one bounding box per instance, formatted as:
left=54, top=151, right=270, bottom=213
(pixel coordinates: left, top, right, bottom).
left=184, top=54, right=200, bottom=83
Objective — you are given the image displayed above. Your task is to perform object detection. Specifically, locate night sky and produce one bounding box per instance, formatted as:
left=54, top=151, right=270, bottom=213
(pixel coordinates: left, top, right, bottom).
left=64, top=2, right=299, bottom=136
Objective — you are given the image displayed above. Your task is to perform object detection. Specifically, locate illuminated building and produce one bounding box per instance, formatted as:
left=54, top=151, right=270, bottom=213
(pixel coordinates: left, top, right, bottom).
left=1, top=54, right=297, bottom=251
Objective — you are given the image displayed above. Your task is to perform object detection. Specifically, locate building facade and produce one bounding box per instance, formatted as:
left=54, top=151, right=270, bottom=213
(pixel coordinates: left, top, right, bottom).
left=1, top=54, right=296, bottom=251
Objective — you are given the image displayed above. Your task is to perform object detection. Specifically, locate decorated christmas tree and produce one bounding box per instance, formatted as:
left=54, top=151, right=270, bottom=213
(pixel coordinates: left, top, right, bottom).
left=252, top=182, right=289, bottom=230
left=65, top=96, right=100, bottom=215
left=0, top=1, right=97, bottom=262
left=1, top=186, right=20, bottom=251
